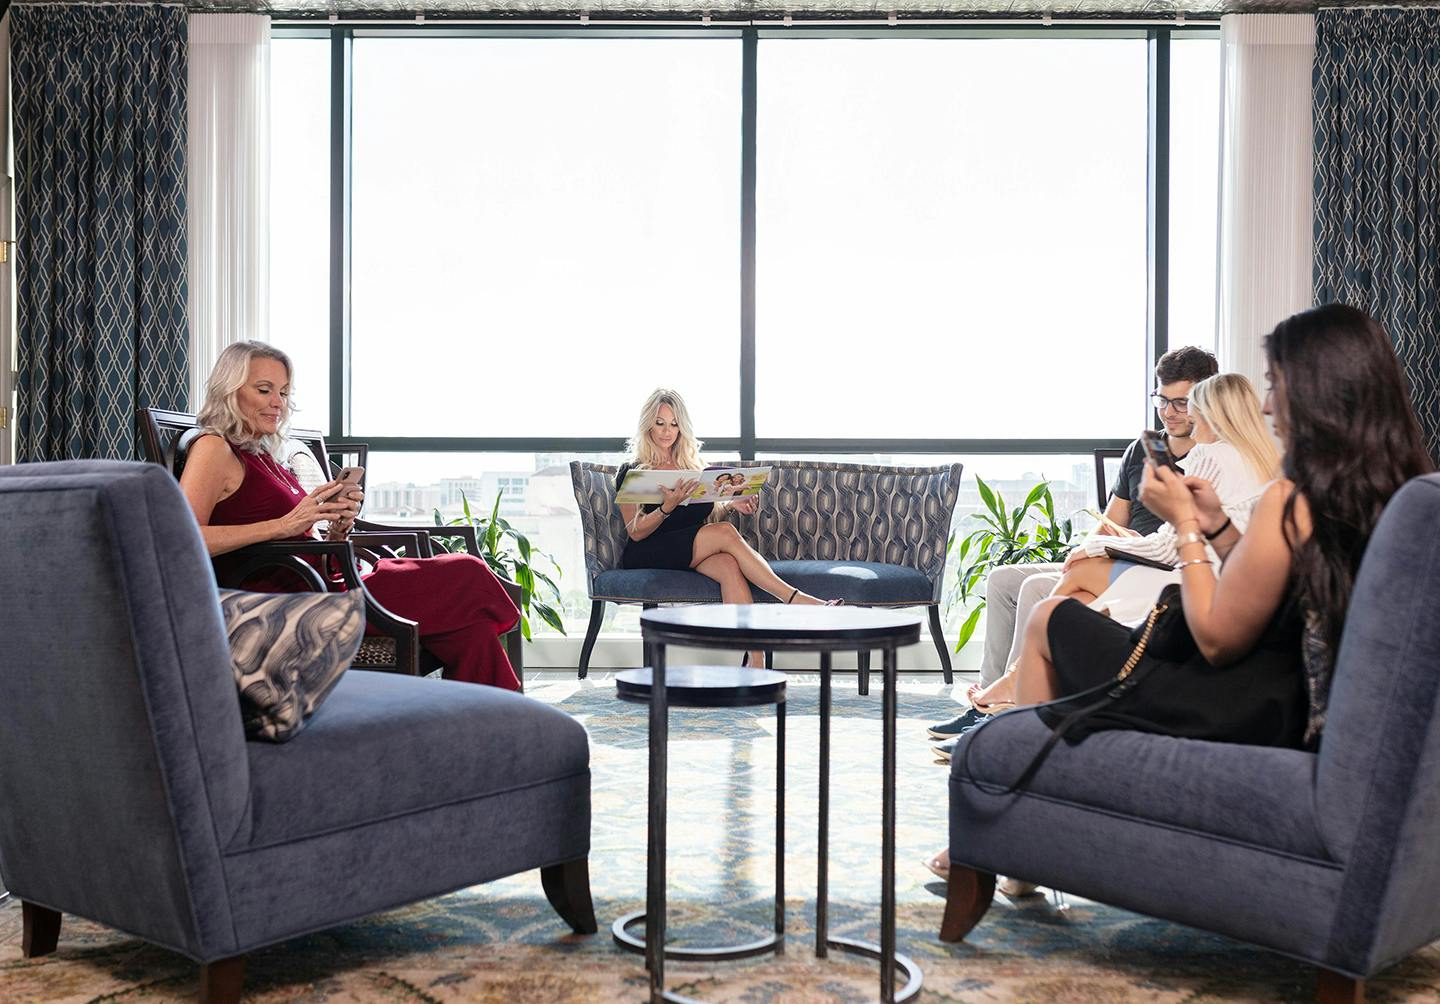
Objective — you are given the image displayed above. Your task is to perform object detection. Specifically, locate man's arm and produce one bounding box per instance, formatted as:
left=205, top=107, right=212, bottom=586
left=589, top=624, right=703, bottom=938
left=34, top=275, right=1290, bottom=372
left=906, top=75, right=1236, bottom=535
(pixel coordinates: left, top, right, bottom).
left=1101, top=496, right=1132, bottom=530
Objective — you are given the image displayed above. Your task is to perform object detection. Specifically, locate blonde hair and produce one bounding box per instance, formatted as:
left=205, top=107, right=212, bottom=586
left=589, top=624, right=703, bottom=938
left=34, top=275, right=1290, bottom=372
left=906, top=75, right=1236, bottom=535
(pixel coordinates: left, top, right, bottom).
left=1191, top=373, right=1283, bottom=482
left=626, top=388, right=703, bottom=470
left=196, top=340, right=295, bottom=459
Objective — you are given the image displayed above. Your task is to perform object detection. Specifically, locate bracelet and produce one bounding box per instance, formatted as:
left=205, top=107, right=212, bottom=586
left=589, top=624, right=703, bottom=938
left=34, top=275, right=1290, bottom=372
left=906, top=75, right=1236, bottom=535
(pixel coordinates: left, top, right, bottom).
left=658, top=505, right=674, bottom=517
left=1203, top=517, right=1233, bottom=541
left=1176, top=531, right=1206, bottom=549
left=1177, top=557, right=1211, bottom=569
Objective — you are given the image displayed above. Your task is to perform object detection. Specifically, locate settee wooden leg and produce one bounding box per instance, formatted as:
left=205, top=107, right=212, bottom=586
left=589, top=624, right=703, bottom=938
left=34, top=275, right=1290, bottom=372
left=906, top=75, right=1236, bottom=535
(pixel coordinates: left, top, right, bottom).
left=578, top=601, right=605, bottom=679
left=21, top=901, right=61, bottom=958
left=938, top=866, right=996, bottom=942
left=928, top=605, right=954, bottom=684
left=199, top=955, right=246, bottom=1004
left=857, top=651, right=870, bottom=695
left=1317, top=969, right=1365, bottom=1004
left=541, top=857, right=599, bottom=934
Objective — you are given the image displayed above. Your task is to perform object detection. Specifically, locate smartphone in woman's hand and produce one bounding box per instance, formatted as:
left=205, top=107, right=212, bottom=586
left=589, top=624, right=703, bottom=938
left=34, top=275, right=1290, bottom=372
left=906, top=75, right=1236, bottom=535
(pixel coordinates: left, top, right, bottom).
left=1139, top=430, right=1183, bottom=473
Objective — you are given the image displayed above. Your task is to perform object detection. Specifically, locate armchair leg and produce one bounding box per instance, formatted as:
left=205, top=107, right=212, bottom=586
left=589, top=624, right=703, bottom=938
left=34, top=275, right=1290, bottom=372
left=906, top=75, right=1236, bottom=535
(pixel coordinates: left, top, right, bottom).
left=938, top=866, right=996, bottom=943
left=578, top=601, right=605, bottom=679
left=1317, top=970, right=1365, bottom=1004
left=857, top=651, right=870, bottom=696
left=541, top=857, right=599, bottom=934
left=199, top=955, right=246, bottom=1004
left=928, top=604, right=954, bottom=684
left=21, top=901, right=61, bottom=958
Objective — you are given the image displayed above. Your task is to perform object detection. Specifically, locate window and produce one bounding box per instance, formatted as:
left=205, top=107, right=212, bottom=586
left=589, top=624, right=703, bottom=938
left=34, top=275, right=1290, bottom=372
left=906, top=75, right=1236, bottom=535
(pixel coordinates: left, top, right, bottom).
left=347, top=37, right=742, bottom=439
left=269, top=26, right=1221, bottom=655
left=1169, top=35, right=1222, bottom=356
left=756, top=37, right=1149, bottom=440
left=269, top=37, right=332, bottom=431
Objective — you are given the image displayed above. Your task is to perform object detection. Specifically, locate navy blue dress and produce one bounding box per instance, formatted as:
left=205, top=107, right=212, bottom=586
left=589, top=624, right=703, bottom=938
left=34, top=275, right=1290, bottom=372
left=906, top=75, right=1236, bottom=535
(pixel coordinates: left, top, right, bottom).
left=616, top=463, right=712, bottom=571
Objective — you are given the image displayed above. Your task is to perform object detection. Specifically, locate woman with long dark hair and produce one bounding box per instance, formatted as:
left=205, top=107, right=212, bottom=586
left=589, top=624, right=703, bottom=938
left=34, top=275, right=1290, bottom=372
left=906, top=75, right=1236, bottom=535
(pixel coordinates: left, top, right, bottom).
left=1016, top=303, right=1431, bottom=744
left=925, top=304, right=1433, bottom=886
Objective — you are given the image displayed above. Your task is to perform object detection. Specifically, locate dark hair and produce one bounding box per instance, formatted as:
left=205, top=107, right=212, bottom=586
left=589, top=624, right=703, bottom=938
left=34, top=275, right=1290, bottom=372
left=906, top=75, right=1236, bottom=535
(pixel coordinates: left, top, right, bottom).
left=1265, top=303, right=1433, bottom=654
left=1154, top=345, right=1220, bottom=386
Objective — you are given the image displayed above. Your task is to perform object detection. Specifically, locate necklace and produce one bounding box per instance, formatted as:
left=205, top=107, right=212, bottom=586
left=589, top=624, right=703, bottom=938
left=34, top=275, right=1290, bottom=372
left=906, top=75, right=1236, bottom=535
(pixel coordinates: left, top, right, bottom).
left=259, top=451, right=301, bottom=495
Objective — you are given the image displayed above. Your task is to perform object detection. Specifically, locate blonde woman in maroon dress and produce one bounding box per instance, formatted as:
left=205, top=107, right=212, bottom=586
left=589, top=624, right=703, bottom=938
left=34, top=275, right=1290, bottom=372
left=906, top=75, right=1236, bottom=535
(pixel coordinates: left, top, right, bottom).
left=180, top=340, right=521, bottom=690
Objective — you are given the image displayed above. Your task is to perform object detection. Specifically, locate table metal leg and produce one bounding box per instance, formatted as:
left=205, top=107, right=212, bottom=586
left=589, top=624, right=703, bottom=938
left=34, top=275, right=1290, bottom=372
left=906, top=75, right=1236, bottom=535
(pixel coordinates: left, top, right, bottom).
left=776, top=695, right=786, bottom=950
left=881, top=644, right=897, bottom=1003
left=647, top=645, right=668, bottom=1001
left=816, top=650, right=831, bottom=958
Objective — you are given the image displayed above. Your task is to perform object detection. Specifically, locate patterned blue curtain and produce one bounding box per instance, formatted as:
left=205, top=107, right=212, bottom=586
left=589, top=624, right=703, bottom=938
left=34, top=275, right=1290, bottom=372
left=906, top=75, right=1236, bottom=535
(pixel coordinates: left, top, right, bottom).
left=10, top=4, right=189, bottom=462
left=1314, top=8, right=1440, bottom=461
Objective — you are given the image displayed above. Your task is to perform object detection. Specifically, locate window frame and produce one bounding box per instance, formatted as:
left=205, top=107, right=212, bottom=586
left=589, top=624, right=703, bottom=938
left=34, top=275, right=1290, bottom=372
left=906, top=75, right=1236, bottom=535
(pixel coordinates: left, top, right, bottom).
left=271, top=21, right=1220, bottom=459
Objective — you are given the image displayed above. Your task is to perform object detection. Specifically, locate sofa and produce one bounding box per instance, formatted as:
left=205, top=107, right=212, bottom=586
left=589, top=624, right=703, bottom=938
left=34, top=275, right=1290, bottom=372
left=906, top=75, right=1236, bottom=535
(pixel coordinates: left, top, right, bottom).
left=0, top=461, right=595, bottom=1003
left=571, top=459, right=963, bottom=683
left=941, top=472, right=1440, bottom=1003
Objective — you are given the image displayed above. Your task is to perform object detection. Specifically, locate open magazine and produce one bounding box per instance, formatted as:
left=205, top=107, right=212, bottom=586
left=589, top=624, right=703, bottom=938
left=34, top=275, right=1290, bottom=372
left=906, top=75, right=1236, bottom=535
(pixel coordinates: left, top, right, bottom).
left=616, top=466, right=772, bottom=506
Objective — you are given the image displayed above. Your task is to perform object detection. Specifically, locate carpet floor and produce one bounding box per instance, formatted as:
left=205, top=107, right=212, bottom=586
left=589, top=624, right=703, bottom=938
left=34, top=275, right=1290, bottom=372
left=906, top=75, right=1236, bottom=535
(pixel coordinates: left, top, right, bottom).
left=2, top=673, right=1438, bottom=1003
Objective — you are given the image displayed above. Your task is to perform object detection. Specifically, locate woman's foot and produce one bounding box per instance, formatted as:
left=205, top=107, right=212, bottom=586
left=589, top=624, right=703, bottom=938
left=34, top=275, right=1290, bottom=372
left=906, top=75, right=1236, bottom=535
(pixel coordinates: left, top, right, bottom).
left=966, top=662, right=1018, bottom=711
left=998, top=877, right=1040, bottom=897
left=924, top=848, right=950, bottom=881
left=741, top=650, right=766, bottom=668
left=786, top=589, right=843, bottom=606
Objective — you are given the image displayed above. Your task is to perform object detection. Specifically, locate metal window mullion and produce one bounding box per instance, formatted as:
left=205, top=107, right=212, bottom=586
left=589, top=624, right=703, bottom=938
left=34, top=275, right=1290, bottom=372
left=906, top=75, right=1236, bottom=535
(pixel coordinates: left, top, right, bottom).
left=328, top=27, right=353, bottom=438
left=740, top=28, right=757, bottom=461
left=1146, top=28, right=1170, bottom=428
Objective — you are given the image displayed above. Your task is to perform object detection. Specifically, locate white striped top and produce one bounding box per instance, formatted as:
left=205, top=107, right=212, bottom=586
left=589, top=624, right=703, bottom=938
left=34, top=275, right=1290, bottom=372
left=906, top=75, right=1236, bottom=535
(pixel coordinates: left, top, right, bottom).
left=1080, top=441, right=1273, bottom=567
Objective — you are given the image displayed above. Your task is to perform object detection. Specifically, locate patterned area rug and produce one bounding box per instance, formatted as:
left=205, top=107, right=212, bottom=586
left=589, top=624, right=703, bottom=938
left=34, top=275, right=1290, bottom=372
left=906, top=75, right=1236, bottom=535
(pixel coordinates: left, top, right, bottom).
left=3, top=674, right=1439, bottom=1003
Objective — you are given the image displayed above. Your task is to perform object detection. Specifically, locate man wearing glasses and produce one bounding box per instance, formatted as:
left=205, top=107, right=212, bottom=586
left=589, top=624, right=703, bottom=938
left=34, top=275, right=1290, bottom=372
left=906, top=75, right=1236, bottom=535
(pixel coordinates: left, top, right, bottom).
left=1105, top=346, right=1220, bottom=536
left=930, top=345, right=1219, bottom=741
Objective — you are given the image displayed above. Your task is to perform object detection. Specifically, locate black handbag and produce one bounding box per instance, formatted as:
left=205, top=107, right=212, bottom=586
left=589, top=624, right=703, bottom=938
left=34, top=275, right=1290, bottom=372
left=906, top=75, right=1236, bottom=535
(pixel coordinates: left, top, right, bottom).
left=959, top=585, right=1191, bottom=797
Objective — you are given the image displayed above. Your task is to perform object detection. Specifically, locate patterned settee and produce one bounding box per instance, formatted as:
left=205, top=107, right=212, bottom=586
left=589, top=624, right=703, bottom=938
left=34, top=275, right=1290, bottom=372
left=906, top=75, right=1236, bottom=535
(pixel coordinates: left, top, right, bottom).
left=570, top=459, right=963, bottom=681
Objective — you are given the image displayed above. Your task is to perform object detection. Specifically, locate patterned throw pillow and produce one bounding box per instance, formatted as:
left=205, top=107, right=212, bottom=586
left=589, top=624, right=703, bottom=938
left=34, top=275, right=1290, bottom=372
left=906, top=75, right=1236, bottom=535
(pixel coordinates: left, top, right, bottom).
left=219, top=588, right=366, bottom=742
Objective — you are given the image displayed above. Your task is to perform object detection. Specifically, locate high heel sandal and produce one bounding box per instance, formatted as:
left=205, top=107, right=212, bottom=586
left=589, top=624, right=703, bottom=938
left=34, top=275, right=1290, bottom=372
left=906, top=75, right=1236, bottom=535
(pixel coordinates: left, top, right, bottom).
left=967, top=662, right=1018, bottom=710
left=924, top=850, right=949, bottom=881
left=785, top=588, right=799, bottom=604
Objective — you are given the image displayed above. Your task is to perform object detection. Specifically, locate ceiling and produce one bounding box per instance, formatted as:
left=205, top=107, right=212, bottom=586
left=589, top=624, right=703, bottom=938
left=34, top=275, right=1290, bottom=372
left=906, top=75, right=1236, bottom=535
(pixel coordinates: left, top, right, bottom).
left=183, top=0, right=1335, bottom=18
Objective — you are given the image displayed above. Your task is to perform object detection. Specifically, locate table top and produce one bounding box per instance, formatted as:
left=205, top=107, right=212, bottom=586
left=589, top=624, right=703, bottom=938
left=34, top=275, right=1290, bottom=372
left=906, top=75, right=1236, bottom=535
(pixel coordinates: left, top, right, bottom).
left=615, top=665, right=788, bottom=708
left=641, top=604, right=922, bottom=648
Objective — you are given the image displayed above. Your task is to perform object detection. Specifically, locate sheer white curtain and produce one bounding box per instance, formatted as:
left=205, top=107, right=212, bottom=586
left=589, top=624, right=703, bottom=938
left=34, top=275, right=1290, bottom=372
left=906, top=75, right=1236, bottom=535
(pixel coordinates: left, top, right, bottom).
left=1217, top=14, right=1316, bottom=389
left=187, top=14, right=269, bottom=408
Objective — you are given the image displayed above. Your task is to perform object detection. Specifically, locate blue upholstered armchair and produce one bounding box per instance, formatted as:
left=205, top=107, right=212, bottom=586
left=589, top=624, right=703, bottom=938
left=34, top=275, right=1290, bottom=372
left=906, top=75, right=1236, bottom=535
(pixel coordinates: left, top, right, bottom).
left=941, top=473, right=1440, bottom=1003
left=571, top=459, right=963, bottom=682
left=0, top=461, right=595, bottom=1003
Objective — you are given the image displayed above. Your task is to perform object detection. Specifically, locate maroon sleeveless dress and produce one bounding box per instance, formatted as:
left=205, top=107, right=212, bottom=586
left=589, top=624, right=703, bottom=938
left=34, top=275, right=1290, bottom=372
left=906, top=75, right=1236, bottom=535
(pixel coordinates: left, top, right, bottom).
left=207, top=439, right=521, bottom=690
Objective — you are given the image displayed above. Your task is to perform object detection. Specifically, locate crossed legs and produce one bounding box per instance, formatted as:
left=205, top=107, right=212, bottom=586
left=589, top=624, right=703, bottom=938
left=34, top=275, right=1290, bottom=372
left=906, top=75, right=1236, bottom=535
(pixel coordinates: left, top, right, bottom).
left=694, top=552, right=765, bottom=665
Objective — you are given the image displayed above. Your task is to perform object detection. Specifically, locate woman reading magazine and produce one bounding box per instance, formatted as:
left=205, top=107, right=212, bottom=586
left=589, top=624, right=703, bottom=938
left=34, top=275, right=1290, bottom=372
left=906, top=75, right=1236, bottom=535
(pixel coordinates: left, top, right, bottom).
left=616, top=388, right=839, bottom=667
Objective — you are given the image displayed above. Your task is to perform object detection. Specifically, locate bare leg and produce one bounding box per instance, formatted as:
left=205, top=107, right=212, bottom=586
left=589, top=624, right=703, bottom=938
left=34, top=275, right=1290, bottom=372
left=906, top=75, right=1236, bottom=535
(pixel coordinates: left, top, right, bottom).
left=696, top=553, right=764, bottom=665
left=691, top=523, right=830, bottom=604
left=1013, top=597, right=1067, bottom=705
left=971, top=596, right=1070, bottom=708
left=1051, top=556, right=1112, bottom=602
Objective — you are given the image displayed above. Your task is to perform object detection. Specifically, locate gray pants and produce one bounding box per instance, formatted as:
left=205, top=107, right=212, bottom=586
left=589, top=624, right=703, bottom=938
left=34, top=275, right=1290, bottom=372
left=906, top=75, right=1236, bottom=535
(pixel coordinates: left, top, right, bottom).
left=979, top=563, right=1063, bottom=685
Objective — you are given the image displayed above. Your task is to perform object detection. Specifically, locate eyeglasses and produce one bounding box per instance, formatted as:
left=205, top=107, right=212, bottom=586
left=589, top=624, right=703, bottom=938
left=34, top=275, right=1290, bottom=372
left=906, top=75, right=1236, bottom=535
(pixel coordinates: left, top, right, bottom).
left=1152, top=394, right=1190, bottom=414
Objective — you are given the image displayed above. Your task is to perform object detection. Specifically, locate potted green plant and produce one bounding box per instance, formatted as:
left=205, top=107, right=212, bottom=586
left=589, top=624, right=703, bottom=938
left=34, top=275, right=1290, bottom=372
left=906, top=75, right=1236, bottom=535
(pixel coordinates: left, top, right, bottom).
left=434, top=491, right=566, bottom=641
left=948, top=476, right=1075, bottom=652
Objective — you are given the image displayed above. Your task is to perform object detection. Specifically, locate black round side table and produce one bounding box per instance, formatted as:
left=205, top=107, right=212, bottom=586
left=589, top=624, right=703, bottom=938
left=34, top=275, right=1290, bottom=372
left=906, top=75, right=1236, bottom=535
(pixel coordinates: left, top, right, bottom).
left=635, top=605, right=923, bottom=1004
left=612, top=665, right=788, bottom=971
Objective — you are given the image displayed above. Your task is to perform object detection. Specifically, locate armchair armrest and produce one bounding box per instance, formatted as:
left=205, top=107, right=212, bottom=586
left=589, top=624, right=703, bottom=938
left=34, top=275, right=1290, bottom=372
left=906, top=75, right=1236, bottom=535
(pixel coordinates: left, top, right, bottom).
left=214, top=539, right=422, bottom=676
left=354, top=518, right=482, bottom=559
left=348, top=530, right=432, bottom=561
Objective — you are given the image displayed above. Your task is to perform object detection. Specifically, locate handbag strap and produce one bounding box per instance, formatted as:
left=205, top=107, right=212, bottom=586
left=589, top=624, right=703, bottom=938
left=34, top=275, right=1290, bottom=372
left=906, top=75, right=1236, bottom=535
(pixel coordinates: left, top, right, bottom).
left=957, top=598, right=1170, bottom=798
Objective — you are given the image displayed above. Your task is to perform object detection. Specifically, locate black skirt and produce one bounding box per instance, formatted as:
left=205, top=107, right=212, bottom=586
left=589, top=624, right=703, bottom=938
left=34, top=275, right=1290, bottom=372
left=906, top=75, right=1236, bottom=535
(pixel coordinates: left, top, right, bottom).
left=1042, top=597, right=1308, bottom=749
